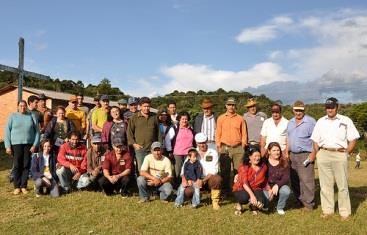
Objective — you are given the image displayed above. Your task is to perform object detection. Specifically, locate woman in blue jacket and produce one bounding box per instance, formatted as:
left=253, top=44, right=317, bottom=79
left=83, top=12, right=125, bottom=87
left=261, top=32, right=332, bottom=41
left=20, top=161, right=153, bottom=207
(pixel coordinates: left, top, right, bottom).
left=31, top=139, right=60, bottom=197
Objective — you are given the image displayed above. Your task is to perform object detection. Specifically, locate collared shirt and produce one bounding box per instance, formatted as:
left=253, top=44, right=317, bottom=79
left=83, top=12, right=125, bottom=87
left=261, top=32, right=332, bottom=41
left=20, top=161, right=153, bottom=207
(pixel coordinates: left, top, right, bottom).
left=243, top=112, right=267, bottom=143
left=261, top=117, right=289, bottom=150
left=127, top=112, right=161, bottom=151
left=201, top=114, right=216, bottom=142
left=102, top=150, right=132, bottom=175
left=216, top=112, right=247, bottom=146
left=181, top=147, right=219, bottom=177
left=287, top=115, right=316, bottom=153
left=311, top=114, right=360, bottom=149
left=141, top=154, right=172, bottom=178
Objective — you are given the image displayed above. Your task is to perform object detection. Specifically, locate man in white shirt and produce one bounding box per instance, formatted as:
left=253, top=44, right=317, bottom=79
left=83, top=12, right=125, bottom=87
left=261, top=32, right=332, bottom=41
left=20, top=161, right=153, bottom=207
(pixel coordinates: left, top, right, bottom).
left=260, top=104, right=289, bottom=157
left=183, top=133, right=222, bottom=210
left=311, top=97, right=360, bottom=221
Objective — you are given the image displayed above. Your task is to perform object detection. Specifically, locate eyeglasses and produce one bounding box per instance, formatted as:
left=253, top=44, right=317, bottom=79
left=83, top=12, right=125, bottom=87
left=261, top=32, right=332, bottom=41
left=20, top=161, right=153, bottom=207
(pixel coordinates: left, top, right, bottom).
left=226, top=104, right=235, bottom=106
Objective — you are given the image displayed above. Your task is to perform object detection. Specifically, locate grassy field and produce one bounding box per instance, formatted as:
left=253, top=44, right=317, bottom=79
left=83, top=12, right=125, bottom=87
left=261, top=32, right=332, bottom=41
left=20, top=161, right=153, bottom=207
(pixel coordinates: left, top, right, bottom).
left=0, top=151, right=366, bottom=235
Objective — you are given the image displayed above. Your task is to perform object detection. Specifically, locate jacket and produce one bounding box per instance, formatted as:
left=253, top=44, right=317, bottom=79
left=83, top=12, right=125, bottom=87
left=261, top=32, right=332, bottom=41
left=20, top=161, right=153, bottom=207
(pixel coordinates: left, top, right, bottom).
left=31, top=152, right=58, bottom=181
left=57, top=142, right=87, bottom=174
left=44, top=117, right=75, bottom=142
left=193, top=113, right=217, bottom=134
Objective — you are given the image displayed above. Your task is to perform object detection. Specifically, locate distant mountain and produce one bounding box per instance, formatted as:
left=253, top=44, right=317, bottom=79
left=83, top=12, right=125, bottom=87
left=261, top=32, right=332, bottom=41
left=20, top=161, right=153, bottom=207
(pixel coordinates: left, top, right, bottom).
left=245, top=70, right=367, bottom=104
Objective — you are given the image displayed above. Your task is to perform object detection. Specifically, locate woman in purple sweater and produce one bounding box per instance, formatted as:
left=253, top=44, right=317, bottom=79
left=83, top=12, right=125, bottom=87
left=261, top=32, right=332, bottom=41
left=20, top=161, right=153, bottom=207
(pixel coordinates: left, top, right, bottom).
left=266, top=142, right=291, bottom=215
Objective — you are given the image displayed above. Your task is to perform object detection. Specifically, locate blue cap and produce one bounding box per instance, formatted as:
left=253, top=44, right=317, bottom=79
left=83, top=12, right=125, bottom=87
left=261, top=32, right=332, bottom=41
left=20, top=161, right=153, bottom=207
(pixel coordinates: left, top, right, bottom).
left=100, top=95, right=109, bottom=101
left=128, top=97, right=138, bottom=105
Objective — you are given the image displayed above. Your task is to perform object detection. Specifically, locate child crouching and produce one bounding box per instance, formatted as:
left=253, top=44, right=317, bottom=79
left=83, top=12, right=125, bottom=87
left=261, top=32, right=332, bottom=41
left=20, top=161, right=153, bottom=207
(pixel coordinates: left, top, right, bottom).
left=175, top=148, right=203, bottom=208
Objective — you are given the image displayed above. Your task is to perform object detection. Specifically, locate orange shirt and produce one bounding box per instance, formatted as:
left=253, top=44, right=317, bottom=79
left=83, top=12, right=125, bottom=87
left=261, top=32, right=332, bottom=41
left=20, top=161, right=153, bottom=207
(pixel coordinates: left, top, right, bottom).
left=215, top=112, right=247, bottom=146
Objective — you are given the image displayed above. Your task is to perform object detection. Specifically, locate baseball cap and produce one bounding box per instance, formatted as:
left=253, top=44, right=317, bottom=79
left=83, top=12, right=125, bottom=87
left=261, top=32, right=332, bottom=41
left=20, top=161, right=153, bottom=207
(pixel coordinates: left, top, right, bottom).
left=128, top=97, right=139, bottom=105
left=226, top=97, right=236, bottom=105
left=325, top=97, right=338, bottom=108
left=151, top=141, right=162, bottom=150
left=100, top=95, right=109, bottom=101
left=293, top=100, right=305, bottom=110
left=91, top=135, right=102, bottom=144
left=69, top=95, right=78, bottom=102
left=195, top=133, right=208, bottom=143
left=118, top=98, right=127, bottom=105
left=112, top=138, right=124, bottom=146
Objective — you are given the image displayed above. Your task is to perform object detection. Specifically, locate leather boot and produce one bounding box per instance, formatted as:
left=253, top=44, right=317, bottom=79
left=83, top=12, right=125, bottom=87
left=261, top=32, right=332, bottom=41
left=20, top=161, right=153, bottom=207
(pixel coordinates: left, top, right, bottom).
left=211, top=189, right=221, bottom=210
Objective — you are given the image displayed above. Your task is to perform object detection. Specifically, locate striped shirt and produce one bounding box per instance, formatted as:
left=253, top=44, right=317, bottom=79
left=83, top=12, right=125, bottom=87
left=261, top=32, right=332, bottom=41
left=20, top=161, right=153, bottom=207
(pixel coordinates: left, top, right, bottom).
left=201, top=114, right=216, bottom=142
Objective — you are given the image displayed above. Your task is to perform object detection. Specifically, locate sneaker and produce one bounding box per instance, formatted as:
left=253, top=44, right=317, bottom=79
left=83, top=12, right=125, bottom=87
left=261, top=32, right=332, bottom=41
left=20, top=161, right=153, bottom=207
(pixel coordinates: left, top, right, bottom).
left=340, top=215, right=351, bottom=221
left=121, top=191, right=131, bottom=198
left=35, top=193, right=41, bottom=198
left=21, top=188, right=29, bottom=194
left=277, top=209, right=285, bottom=215
left=174, top=203, right=182, bottom=208
left=234, top=203, right=242, bottom=216
left=191, top=204, right=198, bottom=209
left=161, top=199, right=169, bottom=204
left=13, top=188, right=21, bottom=195
left=138, top=198, right=148, bottom=204
left=320, top=213, right=333, bottom=219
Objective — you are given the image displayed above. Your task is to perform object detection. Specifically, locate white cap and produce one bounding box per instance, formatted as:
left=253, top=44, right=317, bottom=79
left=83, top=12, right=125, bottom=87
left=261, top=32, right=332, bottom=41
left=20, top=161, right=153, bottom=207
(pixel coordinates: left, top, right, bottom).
left=195, top=133, right=208, bottom=143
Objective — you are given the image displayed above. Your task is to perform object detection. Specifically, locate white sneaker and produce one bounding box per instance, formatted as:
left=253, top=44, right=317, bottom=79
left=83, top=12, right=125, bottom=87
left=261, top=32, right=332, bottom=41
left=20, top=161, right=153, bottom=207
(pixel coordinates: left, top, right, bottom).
left=277, top=209, right=285, bottom=215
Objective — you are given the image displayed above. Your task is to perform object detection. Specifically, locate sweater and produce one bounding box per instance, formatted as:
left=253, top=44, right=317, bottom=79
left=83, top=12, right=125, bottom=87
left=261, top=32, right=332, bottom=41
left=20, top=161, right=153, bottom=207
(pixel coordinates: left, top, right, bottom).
left=4, top=112, right=40, bottom=148
left=57, top=142, right=87, bottom=174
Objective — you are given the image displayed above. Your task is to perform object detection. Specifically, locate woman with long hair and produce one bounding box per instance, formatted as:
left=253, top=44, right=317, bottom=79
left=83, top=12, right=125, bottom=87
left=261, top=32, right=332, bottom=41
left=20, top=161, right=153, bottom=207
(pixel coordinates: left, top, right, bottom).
left=102, top=106, right=127, bottom=150
left=30, top=139, right=60, bottom=197
left=266, top=142, right=291, bottom=215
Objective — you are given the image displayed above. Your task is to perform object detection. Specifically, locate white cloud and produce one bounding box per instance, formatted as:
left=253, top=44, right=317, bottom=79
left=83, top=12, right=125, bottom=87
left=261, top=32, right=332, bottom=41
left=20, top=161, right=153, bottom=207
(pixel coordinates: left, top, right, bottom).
left=236, top=25, right=278, bottom=43
left=159, top=62, right=292, bottom=94
left=32, top=42, right=48, bottom=51
left=236, top=15, right=294, bottom=43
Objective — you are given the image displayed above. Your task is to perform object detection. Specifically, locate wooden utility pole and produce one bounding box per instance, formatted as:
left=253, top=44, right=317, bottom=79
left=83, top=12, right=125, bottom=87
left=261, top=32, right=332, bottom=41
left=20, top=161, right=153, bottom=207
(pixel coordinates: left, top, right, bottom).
left=18, top=37, right=24, bottom=103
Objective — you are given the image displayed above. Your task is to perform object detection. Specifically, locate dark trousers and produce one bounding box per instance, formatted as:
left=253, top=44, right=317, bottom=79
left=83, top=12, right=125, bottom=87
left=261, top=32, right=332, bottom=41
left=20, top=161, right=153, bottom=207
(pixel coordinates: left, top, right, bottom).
left=290, top=152, right=315, bottom=209
left=12, top=144, right=32, bottom=189
left=99, top=175, right=130, bottom=195
left=233, top=189, right=268, bottom=207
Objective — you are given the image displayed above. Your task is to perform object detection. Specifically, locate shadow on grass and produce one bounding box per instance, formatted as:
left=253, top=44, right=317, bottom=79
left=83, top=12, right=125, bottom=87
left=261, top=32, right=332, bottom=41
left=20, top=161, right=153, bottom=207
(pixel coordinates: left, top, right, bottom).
left=350, top=186, right=367, bottom=214
left=0, top=149, right=12, bottom=171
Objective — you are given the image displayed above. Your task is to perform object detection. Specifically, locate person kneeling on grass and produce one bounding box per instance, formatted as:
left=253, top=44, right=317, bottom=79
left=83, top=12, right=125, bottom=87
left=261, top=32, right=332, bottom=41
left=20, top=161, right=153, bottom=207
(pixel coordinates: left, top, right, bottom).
left=56, top=131, right=87, bottom=194
left=233, top=147, right=272, bottom=215
left=174, top=148, right=203, bottom=208
left=31, top=139, right=60, bottom=197
left=99, top=138, right=132, bottom=197
left=137, top=142, right=173, bottom=203
left=266, top=142, right=291, bottom=215
left=77, top=135, right=105, bottom=190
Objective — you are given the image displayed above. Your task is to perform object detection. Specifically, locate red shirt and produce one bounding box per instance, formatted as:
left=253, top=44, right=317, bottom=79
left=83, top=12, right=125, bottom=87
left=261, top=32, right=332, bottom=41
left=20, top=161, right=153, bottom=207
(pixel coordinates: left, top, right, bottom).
left=57, top=143, right=87, bottom=174
left=102, top=150, right=132, bottom=175
left=233, top=163, right=270, bottom=192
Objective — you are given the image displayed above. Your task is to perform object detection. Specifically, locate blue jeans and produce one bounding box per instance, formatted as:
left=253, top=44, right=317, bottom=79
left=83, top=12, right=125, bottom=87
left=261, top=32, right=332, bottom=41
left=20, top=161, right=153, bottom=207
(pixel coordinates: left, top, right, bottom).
left=175, top=184, right=200, bottom=207
left=137, top=176, right=172, bottom=201
left=135, top=149, right=149, bottom=172
left=56, top=166, right=78, bottom=192
left=264, top=185, right=291, bottom=210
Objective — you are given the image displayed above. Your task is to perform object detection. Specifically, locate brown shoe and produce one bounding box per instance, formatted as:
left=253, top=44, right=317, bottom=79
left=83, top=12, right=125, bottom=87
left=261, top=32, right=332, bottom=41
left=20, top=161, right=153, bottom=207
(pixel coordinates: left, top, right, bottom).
left=13, top=188, right=21, bottom=195
left=340, top=215, right=351, bottom=221
left=320, top=213, right=333, bottom=219
left=21, top=188, right=29, bottom=194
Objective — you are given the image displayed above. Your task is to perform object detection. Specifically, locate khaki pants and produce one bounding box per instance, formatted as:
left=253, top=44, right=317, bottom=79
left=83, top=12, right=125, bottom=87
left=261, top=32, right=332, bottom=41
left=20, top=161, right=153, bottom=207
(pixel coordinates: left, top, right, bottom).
left=317, top=149, right=351, bottom=217
left=219, top=144, right=244, bottom=191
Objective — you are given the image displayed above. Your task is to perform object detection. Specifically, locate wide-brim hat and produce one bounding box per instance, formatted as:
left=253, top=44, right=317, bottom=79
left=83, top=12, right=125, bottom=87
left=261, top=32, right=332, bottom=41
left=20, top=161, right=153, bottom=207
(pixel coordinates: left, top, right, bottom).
left=201, top=99, right=214, bottom=109
left=245, top=98, right=257, bottom=107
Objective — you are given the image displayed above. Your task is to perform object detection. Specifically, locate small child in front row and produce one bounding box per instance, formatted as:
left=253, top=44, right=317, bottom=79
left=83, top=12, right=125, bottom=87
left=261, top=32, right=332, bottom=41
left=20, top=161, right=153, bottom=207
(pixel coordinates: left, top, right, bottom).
left=175, top=148, right=203, bottom=208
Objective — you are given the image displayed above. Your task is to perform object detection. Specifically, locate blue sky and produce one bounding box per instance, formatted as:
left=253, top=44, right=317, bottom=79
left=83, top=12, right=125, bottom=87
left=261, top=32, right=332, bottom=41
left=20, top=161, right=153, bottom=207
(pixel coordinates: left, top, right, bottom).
left=1, top=0, right=367, bottom=102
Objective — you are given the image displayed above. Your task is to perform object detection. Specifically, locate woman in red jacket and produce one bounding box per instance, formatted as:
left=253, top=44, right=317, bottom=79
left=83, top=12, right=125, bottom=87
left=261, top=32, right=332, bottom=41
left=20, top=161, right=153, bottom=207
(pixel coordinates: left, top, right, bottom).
left=233, top=147, right=272, bottom=215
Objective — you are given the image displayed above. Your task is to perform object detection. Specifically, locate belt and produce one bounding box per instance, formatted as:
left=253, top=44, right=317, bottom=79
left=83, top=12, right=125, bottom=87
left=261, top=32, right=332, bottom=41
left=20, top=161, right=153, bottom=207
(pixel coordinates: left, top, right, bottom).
left=249, top=141, right=259, bottom=145
left=221, top=143, right=241, bottom=148
left=290, top=151, right=310, bottom=154
left=320, top=147, right=346, bottom=152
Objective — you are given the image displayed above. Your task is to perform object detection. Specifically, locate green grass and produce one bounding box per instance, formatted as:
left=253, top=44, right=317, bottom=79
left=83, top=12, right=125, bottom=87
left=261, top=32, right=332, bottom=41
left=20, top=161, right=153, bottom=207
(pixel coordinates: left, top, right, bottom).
left=0, top=151, right=366, bottom=235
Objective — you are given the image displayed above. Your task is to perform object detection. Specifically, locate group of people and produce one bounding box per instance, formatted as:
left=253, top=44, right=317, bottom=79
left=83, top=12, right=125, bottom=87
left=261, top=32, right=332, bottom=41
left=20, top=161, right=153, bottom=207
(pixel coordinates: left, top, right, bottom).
left=4, top=93, right=360, bottom=220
